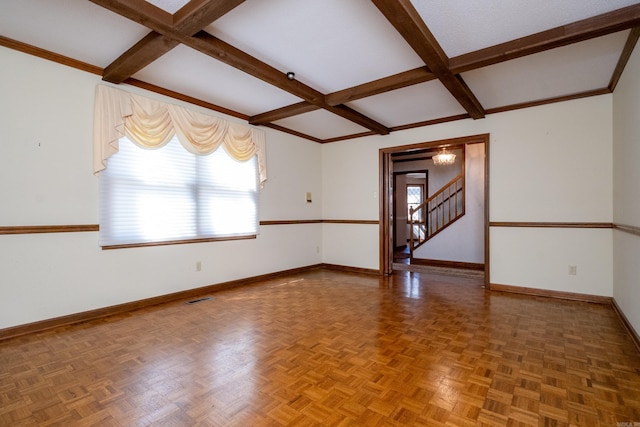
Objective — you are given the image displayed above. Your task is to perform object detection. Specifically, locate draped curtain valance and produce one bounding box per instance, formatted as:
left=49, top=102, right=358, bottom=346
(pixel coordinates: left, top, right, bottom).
left=93, top=85, right=267, bottom=185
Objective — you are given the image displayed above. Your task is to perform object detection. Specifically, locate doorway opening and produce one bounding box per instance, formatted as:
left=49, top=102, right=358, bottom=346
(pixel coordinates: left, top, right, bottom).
left=379, top=134, right=490, bottom=287
left=393, top=169, right=428, bottom=264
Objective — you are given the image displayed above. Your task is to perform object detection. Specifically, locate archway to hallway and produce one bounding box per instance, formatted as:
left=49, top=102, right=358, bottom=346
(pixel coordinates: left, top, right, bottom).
left=379, top=133, right=490, bottom=288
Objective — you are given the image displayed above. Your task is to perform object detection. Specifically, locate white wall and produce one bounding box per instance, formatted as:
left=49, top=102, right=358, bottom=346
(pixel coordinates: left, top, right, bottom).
left=612, top=42, right=640, bottom=333
left=322, top=95, right=614, bottom=297
left=0, top=47, right=323, bottom=329
left=489, top=96, right=613, bottom=296
left=321, top=134, right=381, bottom=270
left=491, top=227, right=612, bottom=295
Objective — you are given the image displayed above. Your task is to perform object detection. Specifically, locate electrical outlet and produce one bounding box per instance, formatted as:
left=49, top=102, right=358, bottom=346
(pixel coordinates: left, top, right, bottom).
left=568, top=265, right=577, bottom=275
left=196, top=261, right=202, bottom=272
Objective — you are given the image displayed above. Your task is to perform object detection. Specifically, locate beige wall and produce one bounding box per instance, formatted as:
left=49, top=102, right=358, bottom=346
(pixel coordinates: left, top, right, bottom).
left=0, top=47, right=323, bottom=329
left=322, top=95, right=614, bottom=296
left=613, top=41, right=640, bottom=334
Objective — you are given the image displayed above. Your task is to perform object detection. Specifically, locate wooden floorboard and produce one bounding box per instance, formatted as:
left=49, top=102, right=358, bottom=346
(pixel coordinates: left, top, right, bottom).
left=1, top=269, right=639, bottom=426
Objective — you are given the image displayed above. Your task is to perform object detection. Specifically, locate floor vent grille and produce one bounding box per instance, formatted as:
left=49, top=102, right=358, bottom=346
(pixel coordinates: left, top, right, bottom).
left=185, top=296, right=213, bottom=305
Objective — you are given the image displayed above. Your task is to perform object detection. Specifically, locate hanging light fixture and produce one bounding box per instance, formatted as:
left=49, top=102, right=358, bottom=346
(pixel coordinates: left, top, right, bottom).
left=433, top=147, right=456, bottom=166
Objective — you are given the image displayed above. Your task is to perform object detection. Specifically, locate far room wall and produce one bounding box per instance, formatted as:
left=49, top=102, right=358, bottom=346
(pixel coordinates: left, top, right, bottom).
left=392, top=146, right=485, bottom=264
left=413, top=143, right=484, bottom=264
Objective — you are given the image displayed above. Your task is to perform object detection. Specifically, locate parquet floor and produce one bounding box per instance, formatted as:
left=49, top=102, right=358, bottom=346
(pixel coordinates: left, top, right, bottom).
left=1, top=269, right=640, bottom=426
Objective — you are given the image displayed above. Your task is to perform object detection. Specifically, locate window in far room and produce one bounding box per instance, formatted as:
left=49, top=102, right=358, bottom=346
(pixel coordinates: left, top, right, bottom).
left=407, top=184, right=424, bottom=222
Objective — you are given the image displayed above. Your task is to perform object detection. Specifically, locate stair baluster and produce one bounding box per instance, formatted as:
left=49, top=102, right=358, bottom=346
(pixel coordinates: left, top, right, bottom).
left=409, top=173, right=465, bottom=254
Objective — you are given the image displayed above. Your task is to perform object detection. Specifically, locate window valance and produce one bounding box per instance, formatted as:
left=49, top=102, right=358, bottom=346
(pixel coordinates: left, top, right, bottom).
left=92, top=85, right=267, bottom=186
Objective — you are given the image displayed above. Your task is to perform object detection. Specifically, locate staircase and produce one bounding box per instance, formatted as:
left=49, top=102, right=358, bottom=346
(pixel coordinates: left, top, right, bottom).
left=409, top=173, right=465, bottom=256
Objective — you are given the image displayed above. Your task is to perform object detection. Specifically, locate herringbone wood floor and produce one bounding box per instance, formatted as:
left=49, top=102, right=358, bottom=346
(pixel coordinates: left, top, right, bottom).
left=1, top=269, right=639, bottom=426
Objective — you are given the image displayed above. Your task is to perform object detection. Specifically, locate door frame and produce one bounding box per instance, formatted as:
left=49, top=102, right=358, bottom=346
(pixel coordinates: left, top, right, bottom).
left=379, top=133, right=490, bottom=288
left=393, top=170, right=428, bottom=253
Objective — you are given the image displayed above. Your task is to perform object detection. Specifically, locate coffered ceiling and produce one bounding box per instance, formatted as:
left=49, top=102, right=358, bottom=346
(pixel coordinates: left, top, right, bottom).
left=1, top=0, right=639, bottom=142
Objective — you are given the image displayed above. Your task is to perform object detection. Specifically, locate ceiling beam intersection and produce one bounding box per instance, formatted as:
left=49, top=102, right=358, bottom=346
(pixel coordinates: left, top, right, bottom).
left=609, top=26, right=640, bottom=91
left=92, top=0, right=640, bottom=136
left=250, top=5, right=640, bottom=125
left=250, top=66, right=435, bottom=125
left=371, top=0, right=485, bottom=119
left=91, top=0, right=389, bottom=135
left=102, top=0, right=246, bottom=83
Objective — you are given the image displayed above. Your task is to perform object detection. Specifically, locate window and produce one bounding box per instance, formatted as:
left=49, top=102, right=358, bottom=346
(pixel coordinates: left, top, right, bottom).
left=99, top=136, right=259, bottom=248
left=407, top=184, right=424, bottom=222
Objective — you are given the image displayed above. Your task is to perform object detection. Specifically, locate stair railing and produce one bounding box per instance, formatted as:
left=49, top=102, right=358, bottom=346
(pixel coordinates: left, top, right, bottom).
left=409, top=173, right=465, bottom=256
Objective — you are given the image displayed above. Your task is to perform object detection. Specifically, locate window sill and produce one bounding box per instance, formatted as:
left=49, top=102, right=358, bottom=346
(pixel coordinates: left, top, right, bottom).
left=101, top=234, right=257, bottom=250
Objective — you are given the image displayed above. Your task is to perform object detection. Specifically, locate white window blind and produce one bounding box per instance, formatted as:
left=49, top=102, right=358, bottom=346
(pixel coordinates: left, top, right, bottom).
left=99, top=136, right=259, bottom=247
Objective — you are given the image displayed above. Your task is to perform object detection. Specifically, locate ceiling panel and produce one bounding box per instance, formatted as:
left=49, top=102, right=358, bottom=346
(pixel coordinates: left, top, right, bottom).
left=273, top=109, right=370, bottom=140
left=347, top=81, right=468, bottom=127
left=145, top=0, right=190, bottom=13
left=0, top=0, right=149, bottom=68
left=2, top=0, right=638, bottom=142
left=134, top=45, right=303, bottom=116
left=413, top=0, right=640, bottom=57
left=462, top=31, right=630, bottom=109
left=205, top=0, right=426, bottom=93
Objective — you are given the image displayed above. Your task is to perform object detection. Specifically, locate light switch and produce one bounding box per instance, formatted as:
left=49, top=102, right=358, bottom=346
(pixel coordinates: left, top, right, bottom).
left=306, top=192, right=312, bottom=203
